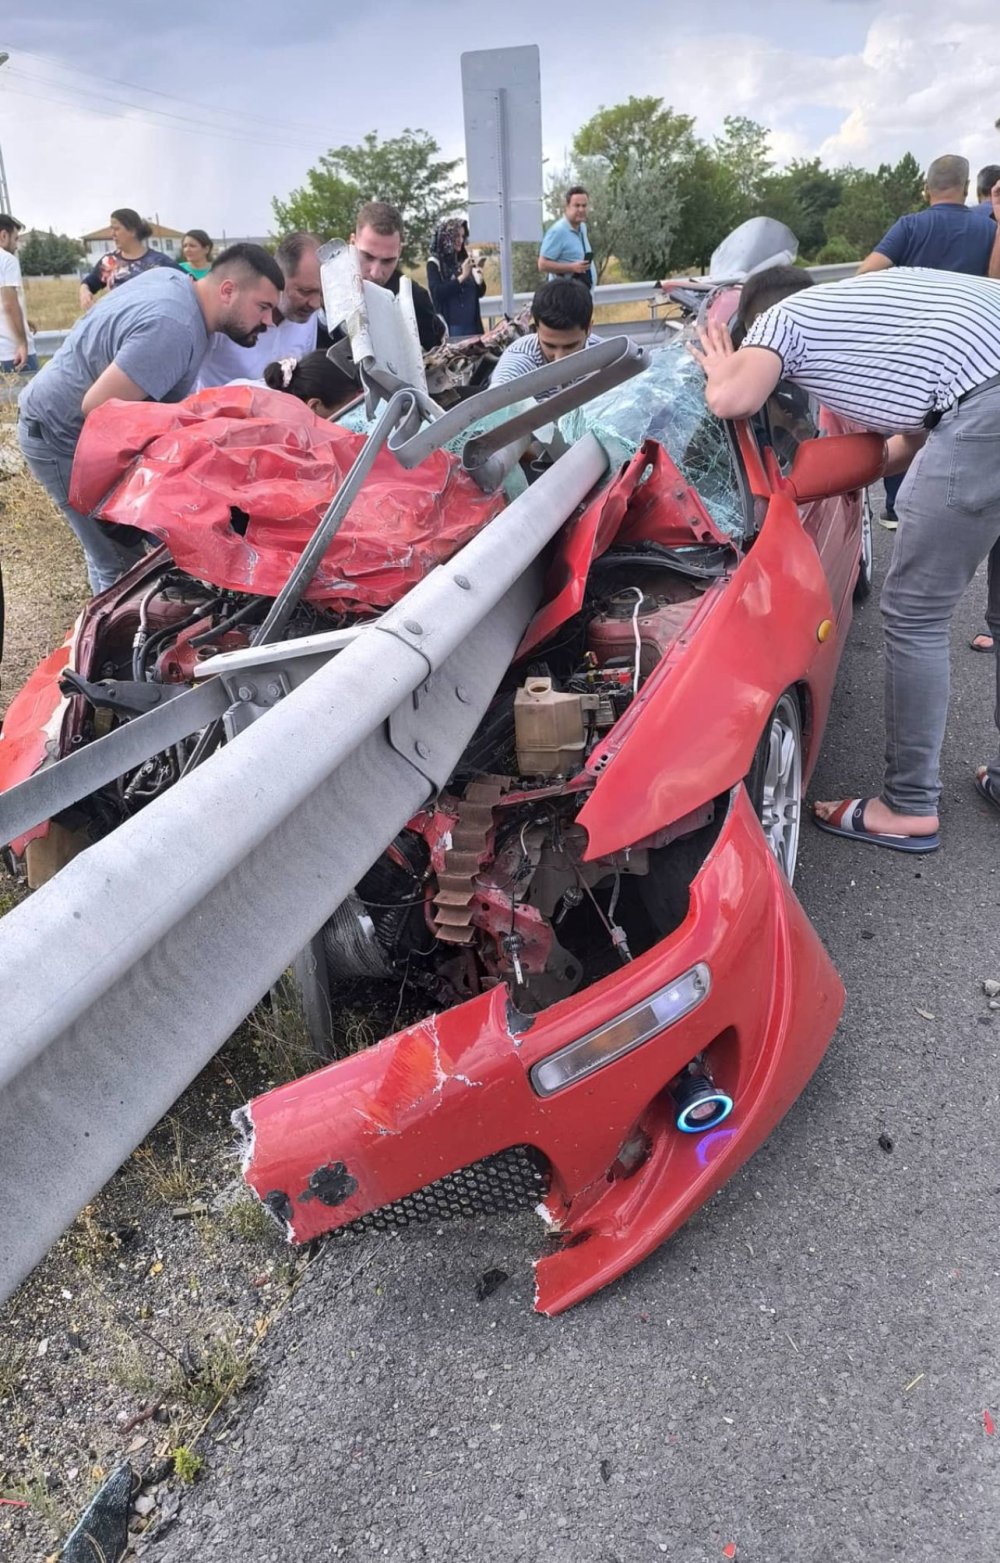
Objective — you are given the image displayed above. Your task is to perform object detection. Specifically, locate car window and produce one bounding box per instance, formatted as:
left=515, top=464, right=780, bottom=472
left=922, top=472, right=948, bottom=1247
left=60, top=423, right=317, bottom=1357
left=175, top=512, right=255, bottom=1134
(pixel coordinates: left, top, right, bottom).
left=753, top=379, right=820, bottom=474
left=556, top=341, right=747, bottom=537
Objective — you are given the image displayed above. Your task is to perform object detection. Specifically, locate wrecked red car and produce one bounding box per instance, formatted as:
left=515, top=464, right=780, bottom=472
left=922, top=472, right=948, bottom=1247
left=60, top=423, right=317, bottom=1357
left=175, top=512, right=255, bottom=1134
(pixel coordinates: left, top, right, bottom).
left=0, top=321, right=883, bottom=1312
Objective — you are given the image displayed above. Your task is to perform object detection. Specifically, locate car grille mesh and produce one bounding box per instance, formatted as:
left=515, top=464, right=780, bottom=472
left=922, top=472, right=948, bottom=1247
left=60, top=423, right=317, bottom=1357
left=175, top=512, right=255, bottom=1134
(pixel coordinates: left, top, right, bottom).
left=339, top=1145, right=550, bottom=1233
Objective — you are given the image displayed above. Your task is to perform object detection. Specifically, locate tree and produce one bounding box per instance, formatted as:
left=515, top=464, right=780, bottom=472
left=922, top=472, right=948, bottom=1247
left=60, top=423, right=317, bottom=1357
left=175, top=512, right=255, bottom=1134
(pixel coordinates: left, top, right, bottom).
left=273, top=129, right=462, bottom=266
left=823, top=154, right=924, bottom=256
left=759, top=159, right=844, bottom=258
left=271, top=169, right=360, bottom=251
left=18, top=228, right=84, bottom=276
left=572, top=96, right=696, bottom=176
left=670, top=146, right=744, bottom=272
left=713, top=116, right=773, bottom=210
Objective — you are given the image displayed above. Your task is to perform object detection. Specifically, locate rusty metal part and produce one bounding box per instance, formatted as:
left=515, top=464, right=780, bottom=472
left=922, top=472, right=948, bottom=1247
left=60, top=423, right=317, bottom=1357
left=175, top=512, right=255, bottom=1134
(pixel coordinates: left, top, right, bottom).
left=431, top=775, right=511, bottom=945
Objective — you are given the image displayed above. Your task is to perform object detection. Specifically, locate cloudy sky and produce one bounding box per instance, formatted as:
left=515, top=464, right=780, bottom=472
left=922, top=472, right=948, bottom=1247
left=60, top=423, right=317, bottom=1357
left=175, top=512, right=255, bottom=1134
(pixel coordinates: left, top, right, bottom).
left=1, top=0, right=999, bottom=241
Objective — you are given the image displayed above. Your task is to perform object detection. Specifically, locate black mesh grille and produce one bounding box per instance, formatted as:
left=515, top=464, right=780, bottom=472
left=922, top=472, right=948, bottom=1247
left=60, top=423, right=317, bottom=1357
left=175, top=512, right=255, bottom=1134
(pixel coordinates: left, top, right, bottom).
left=339, top=1145, right=549, bottom=1233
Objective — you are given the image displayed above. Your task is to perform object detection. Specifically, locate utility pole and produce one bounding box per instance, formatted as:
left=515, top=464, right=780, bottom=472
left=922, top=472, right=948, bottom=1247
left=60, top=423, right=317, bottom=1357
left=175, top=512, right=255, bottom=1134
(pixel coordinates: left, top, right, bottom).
left=0, top=53, right=12, bottom=214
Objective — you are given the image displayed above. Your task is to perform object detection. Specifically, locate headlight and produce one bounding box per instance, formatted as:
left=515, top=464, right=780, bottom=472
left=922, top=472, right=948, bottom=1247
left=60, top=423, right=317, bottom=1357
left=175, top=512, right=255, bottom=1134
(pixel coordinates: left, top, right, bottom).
left=529, top=964, right=711, bottom=1096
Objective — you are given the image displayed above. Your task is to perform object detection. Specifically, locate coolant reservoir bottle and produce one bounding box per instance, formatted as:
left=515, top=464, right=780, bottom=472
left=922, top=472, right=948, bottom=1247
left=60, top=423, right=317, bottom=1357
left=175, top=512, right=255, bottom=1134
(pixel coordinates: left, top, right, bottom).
left=514, top=678, right=586, bottom=778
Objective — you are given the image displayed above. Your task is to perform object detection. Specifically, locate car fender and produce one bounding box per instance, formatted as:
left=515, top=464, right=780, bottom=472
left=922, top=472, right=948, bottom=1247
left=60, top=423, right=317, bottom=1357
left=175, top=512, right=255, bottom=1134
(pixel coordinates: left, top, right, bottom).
left=577, top=485, right=839, bottom=859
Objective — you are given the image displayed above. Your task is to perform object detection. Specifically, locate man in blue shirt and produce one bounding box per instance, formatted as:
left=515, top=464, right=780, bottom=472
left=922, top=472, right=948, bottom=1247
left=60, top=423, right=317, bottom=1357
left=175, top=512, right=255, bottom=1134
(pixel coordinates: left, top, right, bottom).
left=858, top=154, right=1000, bottom=530
left=977, top=163, right=1000, bottom=215
left=538, top=187, right=596, bottom=288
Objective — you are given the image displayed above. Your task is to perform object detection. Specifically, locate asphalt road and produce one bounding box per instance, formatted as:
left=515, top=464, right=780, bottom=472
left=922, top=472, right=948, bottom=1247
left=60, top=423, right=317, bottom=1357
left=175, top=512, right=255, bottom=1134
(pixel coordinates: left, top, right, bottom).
left=155, top=505, right=1000, bottom=1563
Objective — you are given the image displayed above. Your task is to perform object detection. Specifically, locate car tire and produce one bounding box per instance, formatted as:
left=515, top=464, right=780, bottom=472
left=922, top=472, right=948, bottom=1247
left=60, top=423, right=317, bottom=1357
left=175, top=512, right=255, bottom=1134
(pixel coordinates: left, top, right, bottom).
left=745, top=688, right=803, bottom=884
left=854, top=487, right=875, bottom=601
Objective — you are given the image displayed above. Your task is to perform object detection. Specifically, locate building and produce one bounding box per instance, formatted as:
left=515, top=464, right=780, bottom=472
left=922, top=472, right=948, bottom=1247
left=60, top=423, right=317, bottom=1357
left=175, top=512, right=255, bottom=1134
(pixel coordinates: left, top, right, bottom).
left=81, top=222, right=186, bottom=267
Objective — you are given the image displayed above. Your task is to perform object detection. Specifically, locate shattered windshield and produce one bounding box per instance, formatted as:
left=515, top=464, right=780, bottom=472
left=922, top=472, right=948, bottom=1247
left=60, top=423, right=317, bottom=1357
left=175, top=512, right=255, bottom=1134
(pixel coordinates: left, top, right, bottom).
left=557, top=340, right=746, bottom=537
left=337, top=338, right=745, bottom=535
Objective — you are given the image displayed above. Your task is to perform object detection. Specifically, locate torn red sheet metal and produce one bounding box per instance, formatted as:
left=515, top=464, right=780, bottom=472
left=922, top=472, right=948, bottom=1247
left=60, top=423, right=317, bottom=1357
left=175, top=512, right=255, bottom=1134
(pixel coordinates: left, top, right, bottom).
left=241, top=786, right=844, bottom=1315
left=69, top=385, right=504, bottom=612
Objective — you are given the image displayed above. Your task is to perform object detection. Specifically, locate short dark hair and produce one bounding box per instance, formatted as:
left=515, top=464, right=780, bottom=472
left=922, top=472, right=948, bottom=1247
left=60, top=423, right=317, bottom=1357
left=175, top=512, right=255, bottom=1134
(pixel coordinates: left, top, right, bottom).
left=977, top=164, right=1000, bottom=200
left=354, top=200, right=403, bottom=237
left=274, top=231, right=320, bottom=279
left=209, top=242, right=284, bottom=293
left=531, top=278, right=594, bottom=332
left=565, top=186, right=588, bottom=205
left=184, top=228, right=213, bottom=255
left=926, top=154, right=968, bottom=194
left=0, top=213, right=24, bottom=237
left=263, top=349, right=357, bottom=412
left=736, top=265, right=814, bottom=334
left=111, top=208, right=152, bottom=241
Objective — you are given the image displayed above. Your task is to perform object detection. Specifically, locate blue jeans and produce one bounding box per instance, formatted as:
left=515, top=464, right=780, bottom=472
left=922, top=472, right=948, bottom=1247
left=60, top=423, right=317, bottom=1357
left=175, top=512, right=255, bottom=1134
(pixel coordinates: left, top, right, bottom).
left=881, top=380, right=1000, bottom=814
left=16, top=418, right=144, bottom=594
left=1, top=355, right=39, bottom=372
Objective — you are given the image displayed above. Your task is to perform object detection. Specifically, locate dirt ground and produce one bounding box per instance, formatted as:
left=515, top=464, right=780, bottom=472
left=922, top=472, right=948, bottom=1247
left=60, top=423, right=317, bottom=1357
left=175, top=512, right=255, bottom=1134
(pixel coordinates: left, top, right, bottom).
left=0, top=390, right=358, bottom=1559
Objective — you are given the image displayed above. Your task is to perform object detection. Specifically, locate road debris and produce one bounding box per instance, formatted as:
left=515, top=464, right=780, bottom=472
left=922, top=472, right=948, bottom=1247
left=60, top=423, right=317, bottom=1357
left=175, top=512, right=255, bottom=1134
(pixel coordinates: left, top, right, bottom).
left=878, top=1132, right=894, bottom=1153
left=904, top=1373, right=924, bottom=1392
left=984, top=1410, right=995, bottom=1436
left=982, top=979, right=1000, bottom=998
left=915, top=1008, right=935, bottom=1020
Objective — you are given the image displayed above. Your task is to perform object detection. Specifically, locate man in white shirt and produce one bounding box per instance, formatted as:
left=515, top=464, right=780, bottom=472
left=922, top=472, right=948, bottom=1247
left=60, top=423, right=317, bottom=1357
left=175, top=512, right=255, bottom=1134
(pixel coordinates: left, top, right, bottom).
left=0, top=214, right=37, bottom=373
left=193, top=232, right=322, bottom=389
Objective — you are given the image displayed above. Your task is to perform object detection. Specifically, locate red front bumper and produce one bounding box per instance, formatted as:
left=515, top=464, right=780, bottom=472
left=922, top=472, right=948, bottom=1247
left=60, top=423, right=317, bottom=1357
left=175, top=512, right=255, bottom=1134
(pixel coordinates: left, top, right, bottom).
left=241, top=786, right=843, bottom=1314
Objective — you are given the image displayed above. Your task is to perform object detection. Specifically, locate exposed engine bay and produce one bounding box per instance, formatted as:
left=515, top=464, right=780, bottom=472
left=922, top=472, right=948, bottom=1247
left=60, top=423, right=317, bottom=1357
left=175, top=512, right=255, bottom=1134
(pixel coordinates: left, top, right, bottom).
left=35, top=543, right=726, bottom=1018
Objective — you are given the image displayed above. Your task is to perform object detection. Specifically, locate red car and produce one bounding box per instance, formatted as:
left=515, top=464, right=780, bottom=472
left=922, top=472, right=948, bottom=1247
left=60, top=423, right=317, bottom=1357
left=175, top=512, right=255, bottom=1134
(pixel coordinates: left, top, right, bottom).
left=0, top=314, right=883, bottom=1312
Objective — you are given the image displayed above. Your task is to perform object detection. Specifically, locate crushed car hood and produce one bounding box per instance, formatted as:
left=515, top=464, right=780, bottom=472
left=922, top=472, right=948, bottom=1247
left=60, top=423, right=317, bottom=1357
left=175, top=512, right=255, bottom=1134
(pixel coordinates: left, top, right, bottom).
left=69, top=385, right=505, bottom=612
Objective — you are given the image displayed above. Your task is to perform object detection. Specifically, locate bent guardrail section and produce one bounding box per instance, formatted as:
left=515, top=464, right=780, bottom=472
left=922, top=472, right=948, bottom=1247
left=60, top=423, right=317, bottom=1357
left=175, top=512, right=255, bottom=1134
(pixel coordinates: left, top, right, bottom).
left=0, top=434, right=609, bottom=1304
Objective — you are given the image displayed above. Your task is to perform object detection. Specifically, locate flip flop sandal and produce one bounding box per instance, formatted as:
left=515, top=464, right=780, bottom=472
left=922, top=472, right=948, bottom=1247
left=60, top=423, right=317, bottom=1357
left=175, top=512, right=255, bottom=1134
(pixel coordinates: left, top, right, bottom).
left=970, top=636, right=996, bottom=653
left=975, top=768, right=1000, bottom=814
left=811, top=797, right=940, bottom=854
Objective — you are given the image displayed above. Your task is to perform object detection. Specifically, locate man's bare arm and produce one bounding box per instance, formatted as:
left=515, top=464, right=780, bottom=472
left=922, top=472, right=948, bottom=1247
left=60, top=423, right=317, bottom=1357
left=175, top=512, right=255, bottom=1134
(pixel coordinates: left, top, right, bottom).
left=884, top=430, right=928, bottom=475
left=536, top=254, right=590, bottom=276
left=688, top=321, right=782, bottom=418
left=1, top=285, right=28, bottom=366
left=856, top=252, right=893, bottom=275
left=81, top=363, right=150, bottom=417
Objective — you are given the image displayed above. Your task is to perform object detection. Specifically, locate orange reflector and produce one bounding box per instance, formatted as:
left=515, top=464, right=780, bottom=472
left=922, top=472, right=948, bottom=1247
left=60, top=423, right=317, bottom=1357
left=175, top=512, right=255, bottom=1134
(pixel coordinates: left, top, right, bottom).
left=817, top=619, right=834, bottom=643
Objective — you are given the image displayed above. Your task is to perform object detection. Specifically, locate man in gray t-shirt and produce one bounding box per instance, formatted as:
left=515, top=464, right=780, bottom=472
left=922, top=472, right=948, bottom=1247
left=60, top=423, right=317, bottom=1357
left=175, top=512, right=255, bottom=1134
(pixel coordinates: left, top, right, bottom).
left=18, top=243, right=283, bottom=593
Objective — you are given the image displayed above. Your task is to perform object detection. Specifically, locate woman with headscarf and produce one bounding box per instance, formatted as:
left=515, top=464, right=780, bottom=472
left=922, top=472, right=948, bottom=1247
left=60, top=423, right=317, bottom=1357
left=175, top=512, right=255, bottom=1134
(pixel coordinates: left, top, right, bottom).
left=426, top=219, right=486, bottom=340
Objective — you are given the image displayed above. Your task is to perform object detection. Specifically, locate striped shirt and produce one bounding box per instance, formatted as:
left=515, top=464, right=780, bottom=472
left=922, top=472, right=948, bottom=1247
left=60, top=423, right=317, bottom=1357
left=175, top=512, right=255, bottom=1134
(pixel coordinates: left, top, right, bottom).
left=491, top=331, right=603, bottom=400
left=742, top=269, right=1000, bottom=432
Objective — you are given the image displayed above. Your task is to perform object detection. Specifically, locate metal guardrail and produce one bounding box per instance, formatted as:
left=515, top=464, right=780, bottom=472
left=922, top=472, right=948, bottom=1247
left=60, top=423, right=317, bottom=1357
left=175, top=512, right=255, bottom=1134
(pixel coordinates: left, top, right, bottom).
left=0, top=432, right=609, bottom=1305
left=481, top=262, right=858, bottom=321
left=28, top=264, right=860, bottom=363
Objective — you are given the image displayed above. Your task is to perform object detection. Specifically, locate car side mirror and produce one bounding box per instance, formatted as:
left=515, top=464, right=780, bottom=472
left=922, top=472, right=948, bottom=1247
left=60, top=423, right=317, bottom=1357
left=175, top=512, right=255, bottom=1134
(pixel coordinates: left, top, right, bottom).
left=786, top=432, right=886, bottom=503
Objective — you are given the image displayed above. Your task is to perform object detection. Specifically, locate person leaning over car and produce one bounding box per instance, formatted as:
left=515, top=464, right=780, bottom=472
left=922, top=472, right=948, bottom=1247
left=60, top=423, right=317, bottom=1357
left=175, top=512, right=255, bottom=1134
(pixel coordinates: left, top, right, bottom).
left=18, top=243, right=282, bottom=595
left=489, top=278, right=601, bottom=399
left=689, top=259, right=1000, bottom=853
left=857, top=154, right=1000, bottom=533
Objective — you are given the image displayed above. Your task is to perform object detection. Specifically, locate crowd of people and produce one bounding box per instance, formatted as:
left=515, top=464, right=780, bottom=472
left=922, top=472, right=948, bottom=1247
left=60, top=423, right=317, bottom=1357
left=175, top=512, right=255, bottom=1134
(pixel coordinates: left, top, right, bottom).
left=1, top=150, right=999, bottom=847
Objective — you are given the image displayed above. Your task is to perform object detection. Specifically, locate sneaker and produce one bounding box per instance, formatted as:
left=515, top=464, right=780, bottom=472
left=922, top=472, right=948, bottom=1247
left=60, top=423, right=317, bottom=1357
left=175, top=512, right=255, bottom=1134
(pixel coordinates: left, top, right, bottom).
left=879, top=508, right=898, bottom=531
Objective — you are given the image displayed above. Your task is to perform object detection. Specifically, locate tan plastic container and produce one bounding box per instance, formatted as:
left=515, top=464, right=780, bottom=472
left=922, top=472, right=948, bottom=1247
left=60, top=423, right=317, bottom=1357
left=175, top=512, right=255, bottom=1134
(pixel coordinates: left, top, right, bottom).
left=514, top=678, right=586, bottom=777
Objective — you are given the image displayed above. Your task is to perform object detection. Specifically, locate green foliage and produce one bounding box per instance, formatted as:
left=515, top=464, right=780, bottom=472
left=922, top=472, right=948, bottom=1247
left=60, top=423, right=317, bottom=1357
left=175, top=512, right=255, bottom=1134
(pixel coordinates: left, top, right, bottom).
left=759, top=159, right=845, bottom=258
left=172, top=1446, right=204, bottom=1484
left=572, top=96, right=696, bottom=176
left=714, top=116, right=773, bottom=208
left=273, top=129, right=461, bottom=266
left=271, top=168, right=359, bottom=250
left=18, top=227, right=84, bottom=276
left=813, top=234, right=862, bottom=264
left=824, top=155, right=925, bottom=256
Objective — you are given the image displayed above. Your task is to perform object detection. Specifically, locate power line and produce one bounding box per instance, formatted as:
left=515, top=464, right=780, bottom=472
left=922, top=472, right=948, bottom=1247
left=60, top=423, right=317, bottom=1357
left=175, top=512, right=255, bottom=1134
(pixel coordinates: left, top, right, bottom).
left=0, top=74, right=326, bottom=157
left=0, top=45, right=341, bottom=144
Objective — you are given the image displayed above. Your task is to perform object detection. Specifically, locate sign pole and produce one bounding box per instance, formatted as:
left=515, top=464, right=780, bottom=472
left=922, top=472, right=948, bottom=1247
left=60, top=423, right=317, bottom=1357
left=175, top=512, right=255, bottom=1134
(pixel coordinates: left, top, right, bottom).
left=494, top=87, right=515, bottom=317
